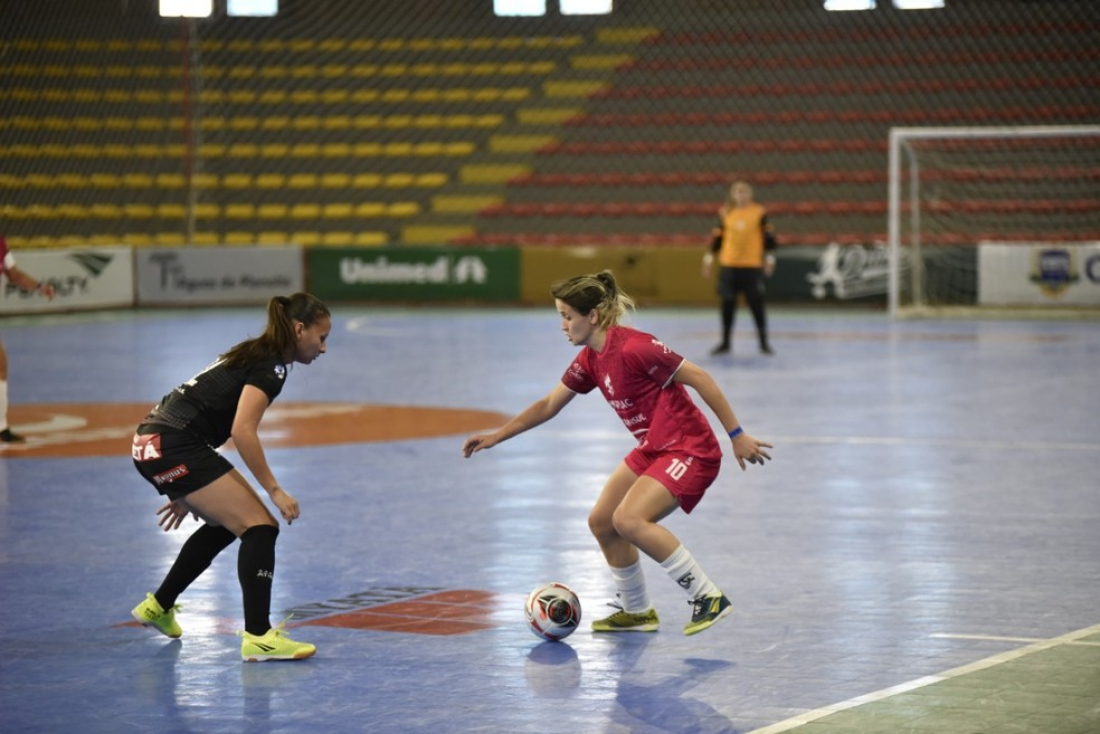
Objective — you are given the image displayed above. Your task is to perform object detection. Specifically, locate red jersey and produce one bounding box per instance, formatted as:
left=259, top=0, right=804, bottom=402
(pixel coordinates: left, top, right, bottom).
left=0, top=234, right=14, bottom=275
left=561, top=325, right=721, bottom=461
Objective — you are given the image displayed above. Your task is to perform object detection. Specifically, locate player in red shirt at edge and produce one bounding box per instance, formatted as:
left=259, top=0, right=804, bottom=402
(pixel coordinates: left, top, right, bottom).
left=463, top=270, right=772, bottom=635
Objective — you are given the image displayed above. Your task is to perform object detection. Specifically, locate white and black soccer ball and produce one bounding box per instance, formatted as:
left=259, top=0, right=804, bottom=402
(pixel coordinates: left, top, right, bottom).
left=524, top=582, right=582, bottom=642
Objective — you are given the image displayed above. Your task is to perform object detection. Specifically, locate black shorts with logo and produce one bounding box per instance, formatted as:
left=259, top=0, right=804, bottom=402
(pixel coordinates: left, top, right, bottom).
left=131, top=423, right=235, bottom=501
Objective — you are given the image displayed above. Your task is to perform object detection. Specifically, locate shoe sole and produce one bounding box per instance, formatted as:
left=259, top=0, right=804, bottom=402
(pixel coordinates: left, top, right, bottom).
left=683, top=604, right=734, bottom=636
left=242, top=648, right=316, bottom=663
left=591, top=624, right=660, bottom=633
left=132, top=610, right=181, bottom=639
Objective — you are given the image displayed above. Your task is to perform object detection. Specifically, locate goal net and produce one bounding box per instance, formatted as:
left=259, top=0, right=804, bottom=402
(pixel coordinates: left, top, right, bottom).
left=887, top=126, right=1100, bottom=318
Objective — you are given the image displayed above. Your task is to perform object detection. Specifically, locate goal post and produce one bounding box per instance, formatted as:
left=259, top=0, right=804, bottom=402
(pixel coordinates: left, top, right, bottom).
left=887, top=125, right=1100, bottom=318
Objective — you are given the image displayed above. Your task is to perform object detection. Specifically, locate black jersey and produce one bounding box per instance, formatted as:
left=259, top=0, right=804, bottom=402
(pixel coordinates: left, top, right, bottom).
left=144, top=355, right=288, bottom=448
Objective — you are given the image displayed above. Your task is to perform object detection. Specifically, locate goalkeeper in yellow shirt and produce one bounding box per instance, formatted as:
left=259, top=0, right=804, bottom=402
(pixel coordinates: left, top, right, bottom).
left=701, top=181, right=777, bottom=357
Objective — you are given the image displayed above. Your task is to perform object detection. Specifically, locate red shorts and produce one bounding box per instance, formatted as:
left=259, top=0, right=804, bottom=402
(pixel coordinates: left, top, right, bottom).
left=624, top=448, right=721, bottom=514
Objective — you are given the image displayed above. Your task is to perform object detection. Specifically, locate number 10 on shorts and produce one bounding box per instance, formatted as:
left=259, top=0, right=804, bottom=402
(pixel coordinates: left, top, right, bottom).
left=665, top=458, right=689, bottom=481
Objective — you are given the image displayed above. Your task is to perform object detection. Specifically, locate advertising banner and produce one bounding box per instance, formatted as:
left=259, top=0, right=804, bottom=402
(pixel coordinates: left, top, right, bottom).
left=979, top=242, right=1100, bottom=306
left=135, top=245, right=303, bottom=306
left=308, top=247, right=520, bottom=302
left=518, top=244, right=890, bottom=305
left=0, top=246, right=134, bottom=314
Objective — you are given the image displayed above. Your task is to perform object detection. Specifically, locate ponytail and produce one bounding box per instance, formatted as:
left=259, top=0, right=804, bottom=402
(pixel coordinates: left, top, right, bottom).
left=220, top=292, right=330, bottom=368
left=550, top=269, right=635, bottom=329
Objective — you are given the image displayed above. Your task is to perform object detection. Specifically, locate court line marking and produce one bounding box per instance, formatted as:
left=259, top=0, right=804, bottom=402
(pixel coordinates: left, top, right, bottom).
left=769, top=434, right=1100, bottom=452
left=536, top=429, right=1100, bottom=452
left=931, top=632, right=1100, bottom=647
left=745, top=622, right=1100, bottom=734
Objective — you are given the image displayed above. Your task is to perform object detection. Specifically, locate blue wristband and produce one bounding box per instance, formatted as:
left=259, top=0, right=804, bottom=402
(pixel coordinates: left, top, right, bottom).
left=728, top=427, right=743, bottom=439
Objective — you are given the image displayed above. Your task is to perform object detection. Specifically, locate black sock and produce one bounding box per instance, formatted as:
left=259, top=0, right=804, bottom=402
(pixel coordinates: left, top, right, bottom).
left=720, top=299, right=736, bottom=346
left=238, top=524, right=279, bottom=636
left=154, top=524, right=237, bottom=610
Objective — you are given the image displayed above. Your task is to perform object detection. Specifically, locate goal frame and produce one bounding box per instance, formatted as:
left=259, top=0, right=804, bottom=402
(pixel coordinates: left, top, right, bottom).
left=887, top=125, right=1100, bottom=318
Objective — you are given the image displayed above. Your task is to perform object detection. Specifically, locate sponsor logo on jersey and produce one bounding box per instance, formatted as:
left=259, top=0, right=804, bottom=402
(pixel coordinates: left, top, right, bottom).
left=274, top=363, right=286, bottom=380
left=603, top=374, right=615, bottom=396
left=131, top=433, right=162, bottom=462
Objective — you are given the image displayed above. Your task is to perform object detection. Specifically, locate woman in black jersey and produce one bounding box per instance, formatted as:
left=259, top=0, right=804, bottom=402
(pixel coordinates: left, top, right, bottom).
left=130, top=292, right=330, bottom=662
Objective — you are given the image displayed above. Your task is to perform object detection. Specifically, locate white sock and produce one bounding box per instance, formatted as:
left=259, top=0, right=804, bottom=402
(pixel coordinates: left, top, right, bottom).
left=660, top=544, right=719, bottom=600
left=610, top=560, right=650, bottom=613
left=0, top=379, right=9, bottom=431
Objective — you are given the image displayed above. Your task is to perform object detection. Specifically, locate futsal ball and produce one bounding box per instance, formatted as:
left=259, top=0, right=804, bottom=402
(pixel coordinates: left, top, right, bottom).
left=524, top=582, right=582, bottom=642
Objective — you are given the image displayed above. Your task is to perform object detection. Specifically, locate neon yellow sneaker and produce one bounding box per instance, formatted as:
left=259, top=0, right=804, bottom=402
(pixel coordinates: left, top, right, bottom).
left=131, top=592, right=182, bottom=639
left=591, top=602, right=660, bottom=633
left=683, top=593, right=733, bottom=636
left=240, top=620, right=316, bottom=662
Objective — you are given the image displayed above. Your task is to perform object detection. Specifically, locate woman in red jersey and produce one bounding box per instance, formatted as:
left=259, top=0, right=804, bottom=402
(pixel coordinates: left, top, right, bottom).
left=463, top=270, right=772, bottom=635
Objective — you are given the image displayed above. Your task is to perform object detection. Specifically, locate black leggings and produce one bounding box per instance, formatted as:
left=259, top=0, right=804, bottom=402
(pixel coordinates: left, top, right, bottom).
left=716, top=267, right=769, bottom=349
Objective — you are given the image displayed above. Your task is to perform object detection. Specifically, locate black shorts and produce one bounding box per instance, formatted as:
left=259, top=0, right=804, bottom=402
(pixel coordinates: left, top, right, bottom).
left=717, top=266, right=766, bottom=301
left=131, top=423, right=234, bottom=501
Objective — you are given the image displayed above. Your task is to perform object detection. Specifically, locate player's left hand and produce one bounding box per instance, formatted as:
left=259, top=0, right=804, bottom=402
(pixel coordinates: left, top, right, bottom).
left=270, top=487, right=300, bottom=525
left=732, top=433, right=773, bottom=471
left=156, top=501, right=195, bottom=532
left=462, top=433, right=498, bottom=458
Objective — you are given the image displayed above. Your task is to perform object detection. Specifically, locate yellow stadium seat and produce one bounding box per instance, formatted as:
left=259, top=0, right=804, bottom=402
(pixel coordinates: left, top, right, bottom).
left=225, top=204, right=256, bottom=219
left=222, top=232, right=255, bottom=245
left=123, top=174, right=155, bottom=188
left=292, top=231, right=322, bottom=246
left=321, top=231, right=354, bottom=246
left=155, top=232, right=187, bottom=246
left=351, top=174, right=383, bottom=188
left=388, top=202, right=420, bottom=217
left=287, top=175, right=318, bottom=188
left=255, top=174, right=286, bottom=189
left=124, top=204, right=155, bottom=218
left=55, top=204, right=88, bottom=218
left=354, top=203, right=385, bottom=218
left=290, top=204, right=321, bottom=219
left=90, top=204, right=122, bottom=218
left=257, top=231, right=290, bottom=244
left=221, top=174, right=253, bottom=188
left=157, top=204, right=186, bottom=218
left=123, top=233, right=154, bottom=246
left=322, top=203, right=354, bottom=218
left=320, top=174, right=351, bottom=188
left=90, top=173, right=121, bottom=187
left=258, top=204, right=288, bottom=218
left=354, top=231, right=388, bottom=246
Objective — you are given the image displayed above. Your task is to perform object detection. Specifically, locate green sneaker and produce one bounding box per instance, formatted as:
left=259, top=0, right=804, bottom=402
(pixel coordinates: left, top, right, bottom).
left=683, top=593, right=733, bottom=636
left=131, top=592, right=182, bottom=639
left=591, top=602, right=660, bottom=633
left=240, top=620, right=316, bottom=662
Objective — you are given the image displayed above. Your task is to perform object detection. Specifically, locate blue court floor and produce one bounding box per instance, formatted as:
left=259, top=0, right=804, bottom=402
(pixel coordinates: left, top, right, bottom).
left=0, top=304, right=1098, bottom=733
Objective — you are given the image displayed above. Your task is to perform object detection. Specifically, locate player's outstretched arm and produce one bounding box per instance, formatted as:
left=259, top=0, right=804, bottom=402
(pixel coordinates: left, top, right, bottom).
left=463, top=383, right=575, bottom=458
left=673, top=360, right=773, bottom=470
